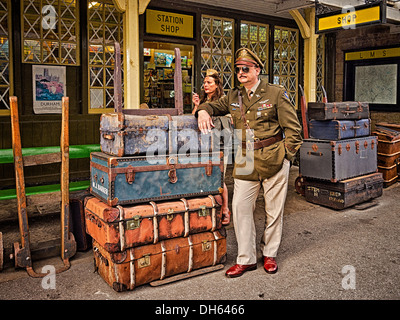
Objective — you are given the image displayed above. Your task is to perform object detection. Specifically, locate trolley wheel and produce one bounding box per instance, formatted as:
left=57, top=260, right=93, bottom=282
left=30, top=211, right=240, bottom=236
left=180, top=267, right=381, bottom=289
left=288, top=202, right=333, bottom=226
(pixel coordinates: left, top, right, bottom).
left=295, top=176, right=306, bottom=196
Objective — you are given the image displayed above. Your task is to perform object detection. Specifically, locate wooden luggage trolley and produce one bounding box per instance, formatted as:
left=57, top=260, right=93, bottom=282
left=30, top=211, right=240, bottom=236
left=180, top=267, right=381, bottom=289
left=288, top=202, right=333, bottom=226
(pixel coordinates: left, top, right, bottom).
left=9, top=96, right=76, bottom=277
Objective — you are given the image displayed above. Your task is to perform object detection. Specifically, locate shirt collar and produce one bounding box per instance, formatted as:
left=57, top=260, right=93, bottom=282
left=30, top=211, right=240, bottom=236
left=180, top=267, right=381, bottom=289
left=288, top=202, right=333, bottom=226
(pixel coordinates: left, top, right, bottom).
left=246, top=80, right=260, bottom=95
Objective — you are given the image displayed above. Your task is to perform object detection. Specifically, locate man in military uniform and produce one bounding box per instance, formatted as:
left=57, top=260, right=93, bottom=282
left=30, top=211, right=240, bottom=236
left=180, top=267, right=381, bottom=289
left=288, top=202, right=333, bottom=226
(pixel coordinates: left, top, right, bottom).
left=196, top=48, right=303, bottom=277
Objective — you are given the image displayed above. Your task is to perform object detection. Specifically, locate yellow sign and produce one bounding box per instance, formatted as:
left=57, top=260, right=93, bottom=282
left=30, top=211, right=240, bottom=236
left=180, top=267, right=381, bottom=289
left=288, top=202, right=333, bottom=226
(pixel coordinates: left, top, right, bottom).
left=345, top=47, right=400, bottom=61
left=318, top=5, right=382, bottom=32
left=146, top=9, right=193, bottom=38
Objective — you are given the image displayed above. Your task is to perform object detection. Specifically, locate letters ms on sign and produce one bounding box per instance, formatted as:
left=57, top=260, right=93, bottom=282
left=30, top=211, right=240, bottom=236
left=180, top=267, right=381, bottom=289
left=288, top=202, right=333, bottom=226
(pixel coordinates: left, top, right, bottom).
left=146, top=9, right=194, bottom=38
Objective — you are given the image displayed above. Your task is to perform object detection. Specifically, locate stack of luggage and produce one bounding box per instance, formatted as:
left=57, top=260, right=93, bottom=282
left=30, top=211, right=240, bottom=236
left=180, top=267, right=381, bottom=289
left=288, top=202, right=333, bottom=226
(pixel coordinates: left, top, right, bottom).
left=85, top=112, right=227, bottom=292
left=299, top=101, right=384, bottom=210
left=372, top=123, right=400, bottom=187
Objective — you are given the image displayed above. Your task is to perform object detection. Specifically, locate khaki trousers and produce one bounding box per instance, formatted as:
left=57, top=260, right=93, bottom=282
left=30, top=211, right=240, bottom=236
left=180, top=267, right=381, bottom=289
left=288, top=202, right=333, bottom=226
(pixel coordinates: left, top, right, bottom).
left=232, top=159, right=290, bottom=265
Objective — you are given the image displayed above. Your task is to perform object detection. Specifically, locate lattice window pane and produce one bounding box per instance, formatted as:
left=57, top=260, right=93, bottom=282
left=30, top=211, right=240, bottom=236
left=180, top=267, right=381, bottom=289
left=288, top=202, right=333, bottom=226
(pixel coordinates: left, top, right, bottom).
left=21, top=0, right=79, bottom=65
left=43, top=40, right=60, bottom=64
left=273, top=26, right=299, bottom=107
left=23, top=0, right=41, bottom=15
left=201, top=17, right=211, bottom=36
left=0, top=0, right=11, bottom=112
left=24, top=39, right=41, bottom=62
left=23, top=15, right=41, bottom=39
left=90, top=88, right=103, bottom=108
left=61, top=0, right=76, bottom=19
left=316, top=35, right=325, bottom=102
left=60, top=19, right=76, bottom=40
left=0, top=61, right=9, bottom=85
left=240, top=21, right=269, bottom=76
left=88, top=0, right=123, bottom=112
left=201, top=15, right=234, bottom=92
left=90, top=66, right=103, bottom=87
left=61, top=42, right=76, bottom=64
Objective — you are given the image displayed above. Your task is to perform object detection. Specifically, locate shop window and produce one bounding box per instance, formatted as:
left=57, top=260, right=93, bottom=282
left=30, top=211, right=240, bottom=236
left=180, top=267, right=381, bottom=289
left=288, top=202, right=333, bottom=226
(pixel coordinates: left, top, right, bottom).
left=201, top=15, right=234, bottom=92
left=88, top=0, right=123, bottom=113
left=316, top=34, right=325, bottom=102
left=273, top=26, right=299, bottom=107
left=0, top=0, right=11, bottom=115
left=240, top=21, right=269, bottom=76
left=143, top=42, right=193, bottom=113
left=22, top=0, right=79, bottom=65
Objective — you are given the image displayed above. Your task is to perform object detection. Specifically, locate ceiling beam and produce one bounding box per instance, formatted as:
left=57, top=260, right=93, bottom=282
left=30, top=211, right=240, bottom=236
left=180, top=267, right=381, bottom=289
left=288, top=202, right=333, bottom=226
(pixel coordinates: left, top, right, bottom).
left=275, top=0, right=313, bottom=14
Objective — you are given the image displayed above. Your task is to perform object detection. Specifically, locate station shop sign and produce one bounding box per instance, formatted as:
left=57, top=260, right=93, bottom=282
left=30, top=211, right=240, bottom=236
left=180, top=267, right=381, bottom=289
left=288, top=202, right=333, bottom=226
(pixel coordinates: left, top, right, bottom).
left=316, top=1, right=386, bottom=33
left=146, top=9, right=194, bottom=38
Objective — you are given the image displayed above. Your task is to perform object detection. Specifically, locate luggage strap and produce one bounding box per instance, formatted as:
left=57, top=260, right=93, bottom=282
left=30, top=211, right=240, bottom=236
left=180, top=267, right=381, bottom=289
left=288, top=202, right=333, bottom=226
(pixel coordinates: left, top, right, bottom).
left=91, top=157, right=222, bottom=185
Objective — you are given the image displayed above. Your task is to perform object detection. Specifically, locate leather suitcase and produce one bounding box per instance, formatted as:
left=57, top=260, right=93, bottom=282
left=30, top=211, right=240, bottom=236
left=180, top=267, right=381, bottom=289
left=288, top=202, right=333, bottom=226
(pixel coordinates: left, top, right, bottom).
left=377, top=153, right=399, bottom=186
left=304, top=172, right=383, bottom=210
left=92, top=230, right=227, bottom=292
left=377, top=138, right=400, bottom=154
left=85, top=195, right=223, bottom=252
left=378, top=165, right=399, bottom=186
left=309, top=119, right=370, bottom=140
left=100, top=113, right=212, bottom=156
left=90, top=151, right=224, bottom=206
left=373, top=127, right=400, bottom=155
left=307, top=102, right=369, bottom=120
left=299, top=136, right=378, bottom=182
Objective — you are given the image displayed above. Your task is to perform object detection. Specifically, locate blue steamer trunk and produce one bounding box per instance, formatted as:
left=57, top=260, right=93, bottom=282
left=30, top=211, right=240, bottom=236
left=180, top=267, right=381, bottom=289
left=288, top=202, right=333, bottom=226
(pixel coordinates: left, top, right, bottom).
left=299, top=136, right=378, bottom=182
left=309, top=119, right=370, bottom=140
left=90, top=152, right=224, bottom=206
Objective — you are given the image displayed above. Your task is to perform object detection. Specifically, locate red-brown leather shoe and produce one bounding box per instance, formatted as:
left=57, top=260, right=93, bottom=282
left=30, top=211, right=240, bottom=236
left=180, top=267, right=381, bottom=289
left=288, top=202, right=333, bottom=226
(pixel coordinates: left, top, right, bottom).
left=225, top=263, right=257, bottom=278
left=263, top=257, right=278, bottom=274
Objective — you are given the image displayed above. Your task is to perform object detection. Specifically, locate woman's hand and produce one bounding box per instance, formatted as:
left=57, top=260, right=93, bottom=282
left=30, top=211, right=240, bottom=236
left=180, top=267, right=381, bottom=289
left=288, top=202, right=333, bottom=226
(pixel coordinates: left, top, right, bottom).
left=192, top=93, right=200, bottom=107
left=192, top=93, right=200, bottom=115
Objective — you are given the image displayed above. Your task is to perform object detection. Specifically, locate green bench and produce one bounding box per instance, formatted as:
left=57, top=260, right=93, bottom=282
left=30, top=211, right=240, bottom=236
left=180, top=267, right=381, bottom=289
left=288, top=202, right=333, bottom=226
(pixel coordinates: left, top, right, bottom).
left=0, top=144, right=100, bottom=201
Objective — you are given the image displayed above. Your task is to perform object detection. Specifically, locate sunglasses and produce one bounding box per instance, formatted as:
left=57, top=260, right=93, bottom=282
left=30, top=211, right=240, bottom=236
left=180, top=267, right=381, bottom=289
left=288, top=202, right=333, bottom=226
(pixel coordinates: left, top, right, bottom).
left=235, top=66, right=251, bottom=74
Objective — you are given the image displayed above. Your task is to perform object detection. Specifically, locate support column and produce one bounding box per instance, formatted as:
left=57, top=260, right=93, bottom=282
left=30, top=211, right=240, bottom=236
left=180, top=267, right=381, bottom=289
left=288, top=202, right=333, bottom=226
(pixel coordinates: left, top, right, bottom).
left=113, top=0, right=150, bottom=109
left=290, top=7, right=318, bottom=103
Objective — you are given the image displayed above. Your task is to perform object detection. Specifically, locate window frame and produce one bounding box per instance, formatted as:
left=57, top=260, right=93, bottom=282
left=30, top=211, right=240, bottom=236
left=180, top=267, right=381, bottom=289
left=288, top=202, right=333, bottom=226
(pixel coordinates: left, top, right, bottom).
left=0, top=0, right=13, bottom=116
left=87, top=0, right=123, bottom=114
left=21, top=0, right=80, bottom=66
left=200, top=14, right=235, bottom=93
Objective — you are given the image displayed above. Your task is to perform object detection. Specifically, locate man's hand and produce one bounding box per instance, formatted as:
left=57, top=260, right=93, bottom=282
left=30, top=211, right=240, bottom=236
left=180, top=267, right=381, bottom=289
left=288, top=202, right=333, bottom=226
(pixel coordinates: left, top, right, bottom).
left=197, top=110, right=214, bottom=134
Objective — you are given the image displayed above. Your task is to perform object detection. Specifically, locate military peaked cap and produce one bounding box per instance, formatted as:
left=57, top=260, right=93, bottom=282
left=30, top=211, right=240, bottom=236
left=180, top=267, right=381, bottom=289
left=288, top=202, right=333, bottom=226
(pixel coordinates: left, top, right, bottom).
left=235, top=48, right=264, bottom=69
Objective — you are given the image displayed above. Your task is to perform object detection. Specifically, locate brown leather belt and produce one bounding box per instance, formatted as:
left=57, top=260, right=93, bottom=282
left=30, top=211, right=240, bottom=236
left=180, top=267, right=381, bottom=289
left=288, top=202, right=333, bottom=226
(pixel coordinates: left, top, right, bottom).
left=242, top=131, right=283, bottom=150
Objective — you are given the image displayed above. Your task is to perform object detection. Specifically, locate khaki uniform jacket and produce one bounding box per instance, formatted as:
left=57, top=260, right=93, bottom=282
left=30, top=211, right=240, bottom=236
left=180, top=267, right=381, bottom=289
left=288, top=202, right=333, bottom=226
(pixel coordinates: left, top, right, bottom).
left=197, top=80, right=303, bottom=181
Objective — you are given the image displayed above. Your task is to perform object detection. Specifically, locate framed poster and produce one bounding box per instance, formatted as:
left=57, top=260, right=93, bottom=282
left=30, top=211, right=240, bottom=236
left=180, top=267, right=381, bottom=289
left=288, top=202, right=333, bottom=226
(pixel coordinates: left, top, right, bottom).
left=344, top=46, right=400, bottom=112
left=33, top=65, right=66, bottom=114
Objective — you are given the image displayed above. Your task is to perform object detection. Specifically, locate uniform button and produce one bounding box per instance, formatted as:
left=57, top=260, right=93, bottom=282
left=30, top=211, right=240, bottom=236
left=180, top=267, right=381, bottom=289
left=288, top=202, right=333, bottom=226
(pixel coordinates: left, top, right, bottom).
left=247, top=111, right=250, bottom=114
left=246, top=120, right=249, bottom=123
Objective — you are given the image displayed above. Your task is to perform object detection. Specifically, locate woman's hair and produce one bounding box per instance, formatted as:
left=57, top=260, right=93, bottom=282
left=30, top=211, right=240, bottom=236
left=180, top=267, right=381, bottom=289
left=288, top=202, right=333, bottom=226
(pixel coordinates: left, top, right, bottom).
left=200, top=69, right=224, bottom=104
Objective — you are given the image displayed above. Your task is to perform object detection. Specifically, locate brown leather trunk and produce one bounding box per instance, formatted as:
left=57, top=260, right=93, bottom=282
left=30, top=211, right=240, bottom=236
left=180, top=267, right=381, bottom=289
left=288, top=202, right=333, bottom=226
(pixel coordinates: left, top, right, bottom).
left=93, top=230, right=227, bottom=292
left=304, top=172, right=383, bottom=210
left=377, top=138, right=400, bottom=154
left=85, top=195, right=223, bottom=252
